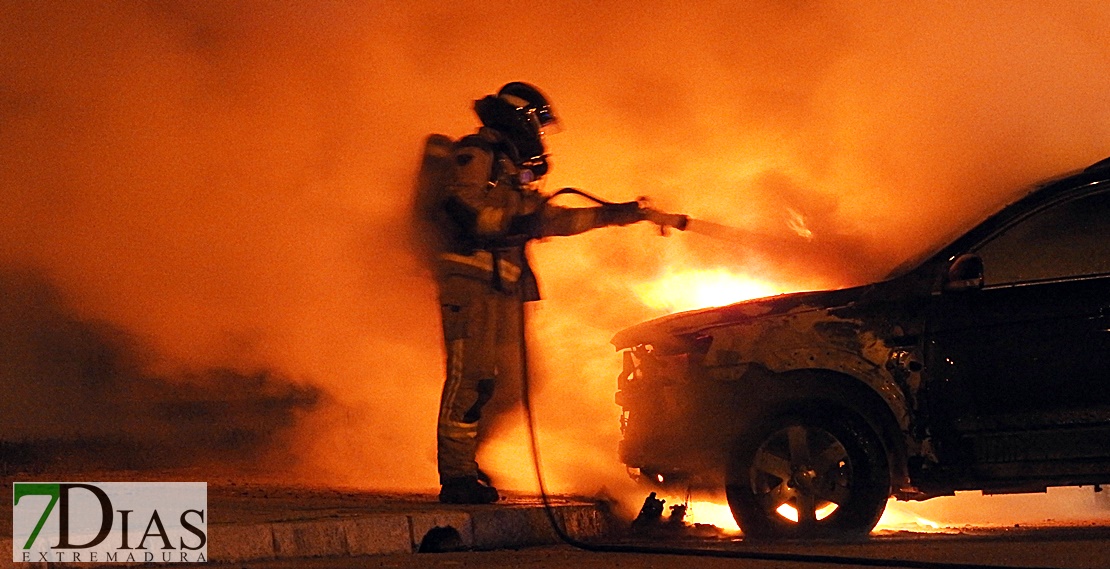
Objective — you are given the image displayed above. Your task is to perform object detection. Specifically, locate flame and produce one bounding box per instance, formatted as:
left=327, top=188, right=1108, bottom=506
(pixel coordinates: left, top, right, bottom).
left=684, top=500, right=742, bottom=533
left=875, top=501, right=950, bottom=533
left=776, top=502, right=839, bottom=522
left=632, top=268, right=785, bottom=313
left=660, top=497, right=953, bottom=534
left=657, top=496, right=741, bottom=533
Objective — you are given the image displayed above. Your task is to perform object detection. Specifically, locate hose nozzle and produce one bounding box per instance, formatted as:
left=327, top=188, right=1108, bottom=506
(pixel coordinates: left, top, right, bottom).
left=638, top=196, right=689, bottom=236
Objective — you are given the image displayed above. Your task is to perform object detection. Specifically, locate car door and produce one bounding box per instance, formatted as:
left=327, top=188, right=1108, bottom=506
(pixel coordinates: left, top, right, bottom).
left=925, top=187, right=1110, bottom=447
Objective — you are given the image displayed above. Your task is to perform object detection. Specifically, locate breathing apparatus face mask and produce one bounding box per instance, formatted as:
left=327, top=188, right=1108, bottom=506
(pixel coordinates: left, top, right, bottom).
left=516, top=165, right=540, bottom=184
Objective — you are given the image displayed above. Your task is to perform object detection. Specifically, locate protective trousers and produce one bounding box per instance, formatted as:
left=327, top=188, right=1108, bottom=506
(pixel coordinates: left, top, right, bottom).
left=436, top=272, right=523, bottom=483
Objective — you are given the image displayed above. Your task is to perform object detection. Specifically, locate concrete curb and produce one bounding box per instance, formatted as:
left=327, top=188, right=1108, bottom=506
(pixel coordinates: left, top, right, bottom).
left=211, top=503, right=607, bottom=562
left=3, top=502, right=608, bottom=567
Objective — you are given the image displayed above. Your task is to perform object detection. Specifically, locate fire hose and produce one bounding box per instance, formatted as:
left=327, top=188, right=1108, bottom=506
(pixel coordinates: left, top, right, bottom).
left=515, top=192, right=1064, bottom=569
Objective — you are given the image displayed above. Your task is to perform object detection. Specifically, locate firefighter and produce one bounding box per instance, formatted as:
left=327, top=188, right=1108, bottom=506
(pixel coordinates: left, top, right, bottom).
left=428, top=82, right=680, bottom=504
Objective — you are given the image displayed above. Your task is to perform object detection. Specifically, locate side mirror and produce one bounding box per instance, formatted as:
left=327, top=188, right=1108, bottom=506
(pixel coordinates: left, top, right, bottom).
left=944, top=254, right=984, bottom=292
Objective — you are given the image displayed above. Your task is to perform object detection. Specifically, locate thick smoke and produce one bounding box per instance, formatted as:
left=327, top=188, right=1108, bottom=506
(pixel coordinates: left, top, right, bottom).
left=0, top=268, right=317, bottom=473
left=2, top=1, right=1110, bottom=521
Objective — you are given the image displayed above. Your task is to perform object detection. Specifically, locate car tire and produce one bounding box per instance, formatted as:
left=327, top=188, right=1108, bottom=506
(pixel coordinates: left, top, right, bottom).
left=725, top=408, right=890, bottom=539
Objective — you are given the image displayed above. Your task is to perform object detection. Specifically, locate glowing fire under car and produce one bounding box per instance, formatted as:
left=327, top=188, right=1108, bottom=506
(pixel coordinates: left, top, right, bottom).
left=613, top=156, right=1110, bottom=539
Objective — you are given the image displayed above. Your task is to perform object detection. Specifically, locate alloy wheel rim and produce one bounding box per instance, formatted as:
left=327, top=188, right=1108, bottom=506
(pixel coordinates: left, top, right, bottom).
left=749, top=424, right=853, bottom=526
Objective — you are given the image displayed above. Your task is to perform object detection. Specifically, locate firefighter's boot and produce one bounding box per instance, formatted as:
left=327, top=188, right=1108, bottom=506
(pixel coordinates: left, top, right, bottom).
left=439, top=476, right=500, bottom=504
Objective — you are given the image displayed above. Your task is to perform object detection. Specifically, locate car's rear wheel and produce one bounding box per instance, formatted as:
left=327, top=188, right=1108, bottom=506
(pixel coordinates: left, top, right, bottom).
left=725, top=409, right=890, bottom=539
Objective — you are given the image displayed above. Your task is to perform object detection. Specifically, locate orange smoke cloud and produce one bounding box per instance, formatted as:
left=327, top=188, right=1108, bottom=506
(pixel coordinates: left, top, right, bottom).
left=3, top=2, right=1110, bottom=527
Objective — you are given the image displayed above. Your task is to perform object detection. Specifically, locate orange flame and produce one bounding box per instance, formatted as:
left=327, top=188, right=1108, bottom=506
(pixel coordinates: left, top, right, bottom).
left=683, top=500, right=742, bottom=533
left=663, top=497, right=952, bottom=534
left=632, top=268, right=786, bottom=313
left=776, top=502, right=840, bottom=523
left=875, top=501, right=948, bottom=533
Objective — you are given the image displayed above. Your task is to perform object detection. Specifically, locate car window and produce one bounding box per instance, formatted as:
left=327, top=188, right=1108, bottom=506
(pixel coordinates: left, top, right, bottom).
left=972, top=190, right=1110, bottom=286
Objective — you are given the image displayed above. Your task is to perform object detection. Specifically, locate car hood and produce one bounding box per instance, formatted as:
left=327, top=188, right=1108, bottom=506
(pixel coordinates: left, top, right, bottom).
left=611, top=286, right=868, bottom=351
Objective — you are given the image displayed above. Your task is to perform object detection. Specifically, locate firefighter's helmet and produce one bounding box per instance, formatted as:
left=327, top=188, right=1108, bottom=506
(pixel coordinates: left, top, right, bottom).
left=474, top=82, right=561, bottom=178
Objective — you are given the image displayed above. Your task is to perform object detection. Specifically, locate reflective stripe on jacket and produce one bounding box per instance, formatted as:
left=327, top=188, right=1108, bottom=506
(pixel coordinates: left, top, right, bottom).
left=439, top=251, right=522, bottom=284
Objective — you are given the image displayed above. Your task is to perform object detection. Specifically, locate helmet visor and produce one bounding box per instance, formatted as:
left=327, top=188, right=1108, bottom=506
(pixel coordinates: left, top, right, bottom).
left=532, top=104, right=562, bottom=135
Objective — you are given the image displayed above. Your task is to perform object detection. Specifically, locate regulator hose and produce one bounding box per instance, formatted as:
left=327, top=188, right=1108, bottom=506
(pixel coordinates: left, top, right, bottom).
left=546, top=186, right=624, bottom=205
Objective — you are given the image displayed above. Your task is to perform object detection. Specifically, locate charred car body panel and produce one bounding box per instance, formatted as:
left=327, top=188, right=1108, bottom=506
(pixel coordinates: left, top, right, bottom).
left=613, top=158, right=1110, bottom=534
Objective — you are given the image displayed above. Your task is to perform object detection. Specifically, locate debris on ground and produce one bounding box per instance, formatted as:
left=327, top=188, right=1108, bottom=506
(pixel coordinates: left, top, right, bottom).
left=630, top=492, right=735, bottom=539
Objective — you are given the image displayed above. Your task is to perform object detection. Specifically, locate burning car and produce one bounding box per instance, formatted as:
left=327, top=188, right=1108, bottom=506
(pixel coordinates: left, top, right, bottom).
left=613, top=156, right=1110, bottom=538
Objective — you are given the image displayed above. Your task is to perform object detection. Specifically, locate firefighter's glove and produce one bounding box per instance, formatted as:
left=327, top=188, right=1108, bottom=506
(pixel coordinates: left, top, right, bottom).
left=598, top=200, right=645, bottom=226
